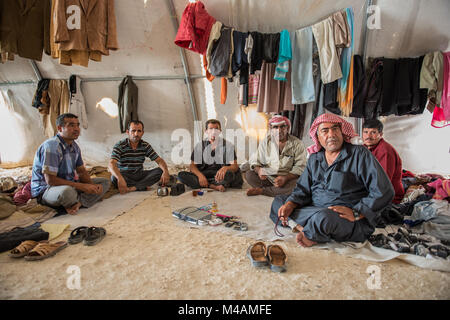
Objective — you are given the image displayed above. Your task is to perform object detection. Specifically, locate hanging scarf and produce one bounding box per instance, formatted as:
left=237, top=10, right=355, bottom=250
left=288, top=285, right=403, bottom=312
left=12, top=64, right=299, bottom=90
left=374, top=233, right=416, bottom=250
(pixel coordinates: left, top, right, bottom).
left=337, top=7, right=354, bottom=117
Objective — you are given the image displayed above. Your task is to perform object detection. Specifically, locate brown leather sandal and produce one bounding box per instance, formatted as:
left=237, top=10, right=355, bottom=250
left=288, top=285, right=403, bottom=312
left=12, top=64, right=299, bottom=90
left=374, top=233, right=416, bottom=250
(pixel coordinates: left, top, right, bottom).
left=24, top=241, right=68, bottom=261
left=9, top=240, right=48, bottom=258
left=246, top=242, right=269, bottom=268
left=267, top=245, right=287, bottom=272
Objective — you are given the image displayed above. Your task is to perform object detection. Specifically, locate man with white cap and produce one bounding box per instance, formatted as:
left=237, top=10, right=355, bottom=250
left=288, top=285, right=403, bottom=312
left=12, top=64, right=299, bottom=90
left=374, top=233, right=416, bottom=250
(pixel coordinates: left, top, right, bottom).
left=246, top=115, right=307, bottom=197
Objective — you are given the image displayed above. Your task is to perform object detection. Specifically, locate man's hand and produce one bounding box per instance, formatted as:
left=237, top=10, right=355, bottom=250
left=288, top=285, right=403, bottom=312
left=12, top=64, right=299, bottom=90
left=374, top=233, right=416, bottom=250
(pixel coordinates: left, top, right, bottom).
left=273, top=175, right=288, bottom=188
left=81, top=183, right=103, bottom=195
left=278, top=201, right=297, bottom=226
left=215, top=167, right=229, bottom=183
left=160, top=171, right=171, bottom=186
left=257, top=167, right=268, bottom=180
left=198, top=174, right=209, bottom=188
left=117, top=177, right=128, bottom=194
left=328, top=205, right=357, bottom=222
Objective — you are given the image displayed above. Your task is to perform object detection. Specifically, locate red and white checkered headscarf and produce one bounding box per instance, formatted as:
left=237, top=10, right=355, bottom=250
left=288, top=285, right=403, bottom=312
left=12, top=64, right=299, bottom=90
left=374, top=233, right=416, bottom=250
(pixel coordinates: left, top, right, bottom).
left=269, top=115, right=291, bottom=133
left=308, top=113, right=358, bottom=154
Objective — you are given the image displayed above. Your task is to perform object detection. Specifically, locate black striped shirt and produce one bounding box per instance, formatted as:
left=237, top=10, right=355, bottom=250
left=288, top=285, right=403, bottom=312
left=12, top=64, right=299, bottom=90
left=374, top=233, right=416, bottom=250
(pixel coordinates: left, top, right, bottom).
left=111, top=138, right=159, bottom=172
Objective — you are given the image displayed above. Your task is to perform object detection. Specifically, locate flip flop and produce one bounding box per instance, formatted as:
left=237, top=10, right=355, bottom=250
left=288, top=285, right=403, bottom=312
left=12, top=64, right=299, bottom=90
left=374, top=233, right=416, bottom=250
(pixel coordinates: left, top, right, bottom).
left=68, top=226, right=89, bottom=244
left=9, top=240, right=48, bottom=258
left=24, top=241, right=68, bottom=261
left=83, top=227, right=106, bottom=246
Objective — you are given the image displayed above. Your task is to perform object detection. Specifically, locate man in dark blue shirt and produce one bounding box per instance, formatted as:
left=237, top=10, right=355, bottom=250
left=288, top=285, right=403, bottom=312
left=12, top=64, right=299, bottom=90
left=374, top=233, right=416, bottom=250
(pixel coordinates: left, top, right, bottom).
left=271, top=114, right=394, bottom=247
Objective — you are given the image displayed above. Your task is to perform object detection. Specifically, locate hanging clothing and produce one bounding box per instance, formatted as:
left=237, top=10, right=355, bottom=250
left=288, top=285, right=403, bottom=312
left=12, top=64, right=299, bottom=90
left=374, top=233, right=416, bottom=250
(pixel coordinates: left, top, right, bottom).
left=118, top=76, right=138, bottom=134
left=231, top=30, right=248, bottom=77
left=32, top=79, right=51, bottom=112
left=420, top=51, right=444, bottom=112
left=349, top=55, right=367, bottom=118
left=205, top=21, right=223, bottom=76
left=364, top=58, right=383, bottom=119
left=337, top=8, right=354, bottom=117
left=312, top=16, right=343, bottom=84
left=174, top=0, right=215, bottom=55
left=257, top=62, right=293, bottom=113
left=280, top=105, right=307, bottom=139
left=209, top=26, right=234, bottom=78
left=0, top=0, right=51, bottom=61
left=50, top=0, right=102, bottom=67
left=291, top=26, right=315, bottom=104
left=274, top=30, right=292, bottom=81
left=68, top=76, right=88, bottom=129
left=54, top=0, right=118, bottom=56
left=41, top=80, right=70, bottom=139
left=249, top=32, right=280, bottom=74
left=248, top=73, right=260, bottom=105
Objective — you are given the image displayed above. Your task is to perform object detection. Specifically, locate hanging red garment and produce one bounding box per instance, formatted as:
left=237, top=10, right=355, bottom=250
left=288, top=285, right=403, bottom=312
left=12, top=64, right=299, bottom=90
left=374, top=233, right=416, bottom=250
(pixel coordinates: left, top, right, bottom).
left=174, top=1, right=216, bottom=55
left=221, top=77, right=227, bottom=104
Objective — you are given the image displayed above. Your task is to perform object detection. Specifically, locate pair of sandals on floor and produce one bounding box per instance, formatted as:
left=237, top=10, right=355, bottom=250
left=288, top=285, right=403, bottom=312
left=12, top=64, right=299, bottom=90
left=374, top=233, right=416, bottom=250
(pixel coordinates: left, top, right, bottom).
left=247, top=242, right=287, bottom=273
left=9, top=226, right=106, bottom=261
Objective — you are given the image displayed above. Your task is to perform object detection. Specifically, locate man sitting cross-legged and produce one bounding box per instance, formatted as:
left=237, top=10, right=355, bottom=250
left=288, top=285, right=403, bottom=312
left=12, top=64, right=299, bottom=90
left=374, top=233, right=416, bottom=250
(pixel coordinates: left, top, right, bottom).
left=108, top=120, right=171, bottom=194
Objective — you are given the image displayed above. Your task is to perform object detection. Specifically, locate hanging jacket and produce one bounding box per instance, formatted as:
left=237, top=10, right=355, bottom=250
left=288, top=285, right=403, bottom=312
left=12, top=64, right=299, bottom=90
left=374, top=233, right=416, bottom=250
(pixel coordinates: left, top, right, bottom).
left=0, top=0, right=51, bottom=61
left=349, top=55, right=367, bottom=118
left=118, top=76, right=138, bottom=134
left=364, top=58, right=383, bottom=119
left=209, top=26, right=234, bottom=78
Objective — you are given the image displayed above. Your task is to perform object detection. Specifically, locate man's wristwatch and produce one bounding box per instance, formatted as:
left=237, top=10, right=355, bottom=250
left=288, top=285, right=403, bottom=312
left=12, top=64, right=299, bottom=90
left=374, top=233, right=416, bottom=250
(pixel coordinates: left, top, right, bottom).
left=352, top=209, right=361, bottom=221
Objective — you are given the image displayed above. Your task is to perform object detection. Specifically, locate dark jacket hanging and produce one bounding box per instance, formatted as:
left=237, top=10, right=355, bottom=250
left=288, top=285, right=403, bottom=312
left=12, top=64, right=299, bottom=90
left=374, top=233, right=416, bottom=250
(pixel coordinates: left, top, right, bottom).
left=118, top=76, right=139, bottom=133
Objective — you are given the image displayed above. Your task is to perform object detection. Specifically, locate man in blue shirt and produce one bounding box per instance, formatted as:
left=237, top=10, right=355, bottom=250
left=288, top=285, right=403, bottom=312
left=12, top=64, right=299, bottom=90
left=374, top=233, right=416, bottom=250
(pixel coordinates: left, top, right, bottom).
left=31, top=113, right=110, bottom=215
left=271, top=113, right=394, bottom=247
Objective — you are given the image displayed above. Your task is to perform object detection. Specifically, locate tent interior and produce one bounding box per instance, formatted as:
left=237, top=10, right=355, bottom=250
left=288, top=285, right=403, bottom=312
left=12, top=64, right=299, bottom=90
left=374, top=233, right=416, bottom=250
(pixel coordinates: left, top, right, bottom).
left=0, top=0, right=449, bottom=300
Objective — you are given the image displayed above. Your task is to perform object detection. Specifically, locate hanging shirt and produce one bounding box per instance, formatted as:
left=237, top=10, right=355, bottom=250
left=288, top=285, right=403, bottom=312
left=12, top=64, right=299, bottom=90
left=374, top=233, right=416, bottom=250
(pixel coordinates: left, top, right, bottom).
left=286, top=142, right=394, bottom=228
left=174, top=1, right=215, bottom=55
left=366, top=138, right=405, bottom=204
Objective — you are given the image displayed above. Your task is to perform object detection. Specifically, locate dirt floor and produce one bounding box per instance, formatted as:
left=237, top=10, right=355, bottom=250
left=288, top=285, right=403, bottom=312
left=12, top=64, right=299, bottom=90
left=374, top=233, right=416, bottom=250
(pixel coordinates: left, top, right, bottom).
left=1, top=191, right=449, bottom=300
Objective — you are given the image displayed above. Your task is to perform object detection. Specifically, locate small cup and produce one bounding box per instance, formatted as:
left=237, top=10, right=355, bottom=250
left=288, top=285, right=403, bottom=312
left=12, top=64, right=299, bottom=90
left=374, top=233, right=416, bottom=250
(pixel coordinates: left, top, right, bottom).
left=192, top=190, right=198, bottom=197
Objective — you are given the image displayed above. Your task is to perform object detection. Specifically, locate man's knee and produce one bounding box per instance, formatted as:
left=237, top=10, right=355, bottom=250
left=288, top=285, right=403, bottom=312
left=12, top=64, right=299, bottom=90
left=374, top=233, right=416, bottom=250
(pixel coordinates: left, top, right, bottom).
left=57, top=186, right=78, bottom=206
left=95, top=178, right=110, bottom=194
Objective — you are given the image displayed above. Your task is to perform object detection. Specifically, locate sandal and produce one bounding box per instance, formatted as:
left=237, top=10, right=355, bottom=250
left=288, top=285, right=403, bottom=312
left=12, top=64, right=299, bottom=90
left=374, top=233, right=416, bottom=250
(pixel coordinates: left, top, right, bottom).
left=9, top=240, right=48, bottom=258
left=24, top=241, right=68, bottom=261
left=83, top=227, right=106, bottom=246
left=267, top=245, right=287, bottom=273
left=234, top=222, right=248, bottom=231
left=68, top=226, right=89, bottom=244
left=246, top=242, right=269, bottom=268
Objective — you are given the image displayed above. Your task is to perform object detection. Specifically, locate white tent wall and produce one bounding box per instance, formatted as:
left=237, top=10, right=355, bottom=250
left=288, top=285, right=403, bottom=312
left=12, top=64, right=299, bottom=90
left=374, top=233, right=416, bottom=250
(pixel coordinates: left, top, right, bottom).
left=0, top=0, right=449, bottom=174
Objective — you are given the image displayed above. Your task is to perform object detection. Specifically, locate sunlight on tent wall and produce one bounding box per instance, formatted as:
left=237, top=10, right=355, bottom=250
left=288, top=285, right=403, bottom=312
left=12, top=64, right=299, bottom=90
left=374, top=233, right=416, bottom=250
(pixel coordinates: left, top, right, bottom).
left=235, top=105, right=268, bottom=140
left=96, top=97, right=119, bottom=118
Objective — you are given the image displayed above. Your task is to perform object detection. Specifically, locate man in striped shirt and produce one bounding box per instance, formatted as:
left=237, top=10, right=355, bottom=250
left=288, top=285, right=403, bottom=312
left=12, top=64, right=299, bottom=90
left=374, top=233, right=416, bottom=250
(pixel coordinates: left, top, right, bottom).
left=108, top=120, right=171, bottom=194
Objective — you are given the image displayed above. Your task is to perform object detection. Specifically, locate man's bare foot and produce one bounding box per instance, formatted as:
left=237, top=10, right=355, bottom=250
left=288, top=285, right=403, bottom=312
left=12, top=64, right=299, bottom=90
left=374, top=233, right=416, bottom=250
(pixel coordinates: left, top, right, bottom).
left=128, top=186, right=137, bottom=192
left=210, top=184, right=225, bottom=192
left=296, top=230, right=317, bottom=247
left=66, top=202, right=81, bottom=215
left=246, top=187, right=263, bottom=196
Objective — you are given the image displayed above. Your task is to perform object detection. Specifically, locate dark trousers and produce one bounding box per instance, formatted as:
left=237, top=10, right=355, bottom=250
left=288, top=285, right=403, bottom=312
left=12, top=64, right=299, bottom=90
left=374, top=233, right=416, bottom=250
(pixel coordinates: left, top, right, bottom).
left=112, top=168, right=163, bottom=191
left=269, top=195, right=375, bottom=243
left=177, top=169, right=243, bottom=189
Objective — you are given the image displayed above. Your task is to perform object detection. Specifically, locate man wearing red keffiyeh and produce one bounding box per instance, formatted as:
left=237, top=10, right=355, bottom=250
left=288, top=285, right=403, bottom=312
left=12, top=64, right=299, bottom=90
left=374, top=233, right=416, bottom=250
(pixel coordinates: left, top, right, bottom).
left=270, top=114, right=394, bottom=247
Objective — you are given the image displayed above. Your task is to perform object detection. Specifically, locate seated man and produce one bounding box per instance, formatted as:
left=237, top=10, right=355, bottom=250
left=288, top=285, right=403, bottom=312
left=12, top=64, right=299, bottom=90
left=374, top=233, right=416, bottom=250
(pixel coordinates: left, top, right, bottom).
left=31, top=113, right=110, bottom=215
left=177, top=119, right=243, bottom=192
left=108, top=120, right=170, bottom=193
left=271, top=114, right=394, bottom=247
left=362, top=119, right=405, bottom=204
left=246, top=115, right=307, bottom=197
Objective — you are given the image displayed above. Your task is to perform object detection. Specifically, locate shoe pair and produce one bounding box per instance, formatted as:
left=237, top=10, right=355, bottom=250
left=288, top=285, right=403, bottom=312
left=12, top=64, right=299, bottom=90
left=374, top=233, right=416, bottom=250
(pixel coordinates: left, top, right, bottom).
left=246, top=242, right=287, bottom=272
left=68, top=226, right=106, bottom=246
left=9, top=240, right=68, bottom=261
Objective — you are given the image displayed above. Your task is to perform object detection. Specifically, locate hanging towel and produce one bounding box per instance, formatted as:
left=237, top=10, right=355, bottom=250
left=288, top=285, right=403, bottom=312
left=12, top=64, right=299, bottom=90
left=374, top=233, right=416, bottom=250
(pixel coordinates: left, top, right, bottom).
left=274, top=30, right=292, bottom=81
left=291, top=26, right=315, bottom=104
left=337, top=8, right=354, bottom=117
left=312, top=16, right=343, bottom=84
